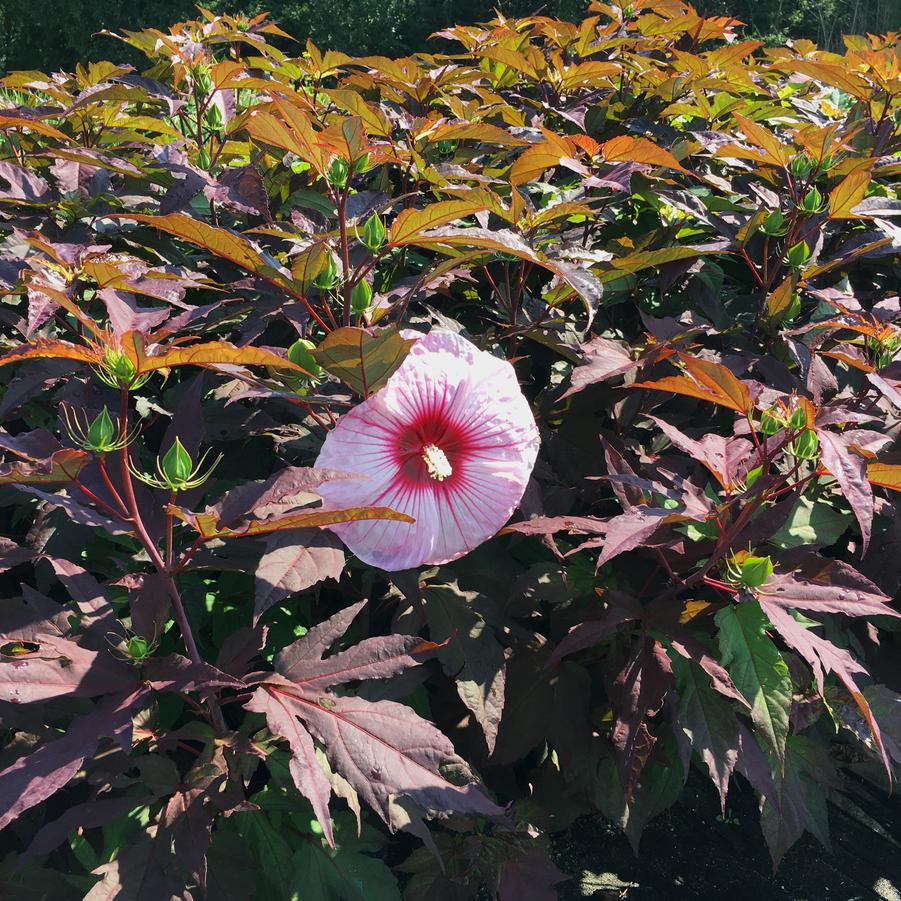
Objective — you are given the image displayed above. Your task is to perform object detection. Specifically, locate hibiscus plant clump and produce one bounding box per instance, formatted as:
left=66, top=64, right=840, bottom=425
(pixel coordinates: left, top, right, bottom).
left=0, top=3, right=899, bottom=898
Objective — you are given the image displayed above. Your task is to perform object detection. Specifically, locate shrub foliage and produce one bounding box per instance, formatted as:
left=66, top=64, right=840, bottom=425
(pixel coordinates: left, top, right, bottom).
left=0, top=3, right=900, bottom=897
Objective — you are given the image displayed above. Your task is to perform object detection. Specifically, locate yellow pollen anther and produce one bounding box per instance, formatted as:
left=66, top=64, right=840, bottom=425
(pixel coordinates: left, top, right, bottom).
left=422, top=444, right=452, bottom=481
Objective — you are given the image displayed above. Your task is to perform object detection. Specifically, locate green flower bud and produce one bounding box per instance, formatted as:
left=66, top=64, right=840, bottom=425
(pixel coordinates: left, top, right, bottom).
left=87, top=407, right=116, bottom=451
left=760, top=408, right=784, bottom=436
left=287, top=339, right=322, bottom=380
left=361, top=213, right=386, bottom=251
left=351, top=279, right=372, bottom=313
left=800, top=187, right=823, bottom=212
left=788, top=405, right=808, bottom=430
left=740, top=555, right=774, bottom=588
left=312, top=252, right=338, bottom=290
left=161, top=438, right=194, bottom=486
left=127, top=635, right=150, bottom=661
left=791, top=428, right=819, bottom=461
left=789, top=154, right=814, bottom=179
left=745, top=465, right=763, bottom=489
left=327, top=157, right=349, bottom=187
left=761, top=210, right=785, bottom=236
left=352, top=152, right=371, bottom=174
left=786, top=240, right=811, bottom=269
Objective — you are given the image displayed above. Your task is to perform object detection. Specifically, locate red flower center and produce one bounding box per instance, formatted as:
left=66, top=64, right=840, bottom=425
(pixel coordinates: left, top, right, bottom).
left=395, top=413, right=470, bottom=486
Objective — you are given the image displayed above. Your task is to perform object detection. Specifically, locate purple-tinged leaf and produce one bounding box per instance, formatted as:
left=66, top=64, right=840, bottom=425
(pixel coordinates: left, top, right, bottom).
left=157, top=786, right=214, bottom=893
left=0, top=161, right=51, bottom=202
left=499, top=849, right=568, bottom=901
left=274, top=600, right=368, bottom=681
left=610, top=637, right=673, bottom=800
left=816, top=429, right=874, bottom=555
left=593, top=508, right=688, bottom=568
left=261, top=679, right=502, bottom=824
left=671, top=654, right=740, bottom=812
left=663, top=628, right=749, bottom=707
left=502, top=515, right=606, bottom=537
left=142, top=654, right=245, bottom=693
left=254, top=529, right=344, bottom=622
left=245, top=682, right=335, bottom=846
left=864, top=685, right=901, bottom=766
left=217, top=466, right=354, bottom=526
left=280, top=633, right=440, bottom=691
left=649, top=416, right=752, bottom=490
left=0, top=688, right=145, bottom=832
left=129, top=572, right=170, bottom=642
left=0, top=634, right=134, bottom=703
left=760, top=556, right=900, bottom=618
left=549, top=590, right=641, bottom=665
left=216, top=624, right=268, bottom=679
left=560, top=335, right=635, bottom=398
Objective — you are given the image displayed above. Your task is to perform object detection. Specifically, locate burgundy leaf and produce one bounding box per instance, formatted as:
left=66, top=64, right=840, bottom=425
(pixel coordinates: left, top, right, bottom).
left=142, top=654, right=245, bottom=693
left=499, top=848, right=568, bottom=901
left=0, top=689, right=144, bottom=832
left=263, top=679, right=502, bottom=823
left=27, top=795, right=142, bottom=857
left=245, top=682, right=335, bottom=846
left=610, top=637, right=673, bottom=800
left=760, top=557, right=900, bottom=618
left=649, top=417, right=753, bottom=490
left=548, top=590, right=641, bottom=665
left=816, top=428, right=874, bottom=555
left=560, top=335, right=635, bottom=398
left=0, top=634, right=135, bottom=703
left=254, top=529, right=344, bottom=622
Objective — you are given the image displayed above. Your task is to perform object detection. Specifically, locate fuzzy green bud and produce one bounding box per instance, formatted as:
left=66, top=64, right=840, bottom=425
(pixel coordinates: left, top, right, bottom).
left=800, top=187, right=823, bottom=213
left=788, top=405, right=808, bottom=430
left=786, top=240, right=811, bottom=269
left=761, top=210, right=785, bottom=236
left=312, top=252, right=338, bottom=291
left=759, top=408, right=784, bottom=436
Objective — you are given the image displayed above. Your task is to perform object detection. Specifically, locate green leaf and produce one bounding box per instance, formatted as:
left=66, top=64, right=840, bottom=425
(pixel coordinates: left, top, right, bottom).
left=715, top=601, right=791, bottom=765
left=769, top=497, right=851, bottom=550
left=313, top=326, right=416, bottom=397
left=289, top=822, right=401, bottom=901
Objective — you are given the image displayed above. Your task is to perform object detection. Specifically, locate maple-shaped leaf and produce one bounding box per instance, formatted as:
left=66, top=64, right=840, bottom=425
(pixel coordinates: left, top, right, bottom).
left=247, top=601, right=501, bottom=846
left=499, top=848, right=568, bottom=901
left=610, top=637, right=673, bottom=800
left=671, top=654, right=740, bottom=812
left=0, top=688, right=145, bottom=833
left=560, top=335, right=636, bottom=399
left=758, top=556, right=900, bottom=619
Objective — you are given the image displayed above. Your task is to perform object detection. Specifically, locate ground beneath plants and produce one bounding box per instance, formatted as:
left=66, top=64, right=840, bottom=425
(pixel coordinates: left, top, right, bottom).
left=553, top=771, right=901, bottom=900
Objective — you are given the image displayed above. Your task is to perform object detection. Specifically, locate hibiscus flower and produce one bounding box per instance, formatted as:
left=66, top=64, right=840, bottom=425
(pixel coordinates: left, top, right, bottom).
left=315, top=329, right=539, bottom=570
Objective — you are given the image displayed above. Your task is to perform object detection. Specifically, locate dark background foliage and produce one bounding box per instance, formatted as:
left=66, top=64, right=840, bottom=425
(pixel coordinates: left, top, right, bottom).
left=1, top=0, right=898, bottom=74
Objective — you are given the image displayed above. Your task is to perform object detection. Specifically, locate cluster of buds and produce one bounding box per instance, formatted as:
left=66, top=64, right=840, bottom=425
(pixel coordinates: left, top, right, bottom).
left=95, top=346, right=152, bottom=391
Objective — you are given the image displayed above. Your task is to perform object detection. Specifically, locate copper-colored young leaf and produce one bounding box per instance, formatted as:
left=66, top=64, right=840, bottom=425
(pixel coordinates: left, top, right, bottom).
left=600, top=135, right=689, bottom=173
left=313, top=325, right=416, bottom=397
left=389, top=196, right=492, bottom=245
left=0, top=339, right=100, bottom=369
left=169, top=504, right=414, bottom=540
left=867, top=462, right=901, bottom=491
left=0, top=447, right=90, bottom=485
left=828, top=169, right=872, bottom=219
left=121, top=333, right=311, bottom=376
left=633, top=354, right=751, bottom=413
